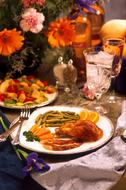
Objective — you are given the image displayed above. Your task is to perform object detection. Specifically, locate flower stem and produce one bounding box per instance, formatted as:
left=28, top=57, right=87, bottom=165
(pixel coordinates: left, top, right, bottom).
left=0, top=117, right=25, bottom=160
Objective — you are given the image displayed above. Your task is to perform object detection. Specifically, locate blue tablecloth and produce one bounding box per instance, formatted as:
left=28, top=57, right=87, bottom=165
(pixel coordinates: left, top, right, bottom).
left=0, top=110, right=45, bottom=190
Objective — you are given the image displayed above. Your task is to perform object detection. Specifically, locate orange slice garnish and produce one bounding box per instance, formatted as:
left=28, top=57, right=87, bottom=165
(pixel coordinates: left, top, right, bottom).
left=79, top=110, right=89, bottom=120
left=87, top=111, right=100, bottom=123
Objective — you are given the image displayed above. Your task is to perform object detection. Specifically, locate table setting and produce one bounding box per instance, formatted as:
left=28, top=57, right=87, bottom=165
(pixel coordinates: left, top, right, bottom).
left=0, top=74, right=126, bottom=190
left=0, top=93, right=126, bottom=190
left=0, top=75, right=126, bottom=190
left=31, top=112, right=126, bottom=190
left=0, top=0, right=126, bottom=190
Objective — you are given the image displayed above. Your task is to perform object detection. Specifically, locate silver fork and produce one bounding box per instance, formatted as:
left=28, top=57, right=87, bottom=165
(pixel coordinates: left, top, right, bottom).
left=11, top=106, right=30, bottom=145
left=0, top=117, right=20, bottom=142
left=0, top=107, right=30, bottom=143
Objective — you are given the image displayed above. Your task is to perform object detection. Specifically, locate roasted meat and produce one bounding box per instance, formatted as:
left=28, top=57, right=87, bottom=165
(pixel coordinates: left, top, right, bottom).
left=41, top=120, right=103, bottom=151
left=42, top=138, right=82, bottom=151
left=55, top=120, right=103, bottom=141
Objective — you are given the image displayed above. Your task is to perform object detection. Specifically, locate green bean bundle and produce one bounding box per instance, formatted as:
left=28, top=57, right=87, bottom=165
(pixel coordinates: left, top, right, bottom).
left=35, top=110, right=80, bottom=128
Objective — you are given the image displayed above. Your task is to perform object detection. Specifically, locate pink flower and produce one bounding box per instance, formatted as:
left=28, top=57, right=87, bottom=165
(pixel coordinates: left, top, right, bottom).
left=20, top=8, right=45, bottom=33
left=22, top=0, right=45, bottom=8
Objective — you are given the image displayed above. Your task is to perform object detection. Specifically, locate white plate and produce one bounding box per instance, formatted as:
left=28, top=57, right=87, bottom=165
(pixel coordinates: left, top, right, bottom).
left=12, top=106, right=114, bottom=155
left=0, top=91, right=58, bottom=109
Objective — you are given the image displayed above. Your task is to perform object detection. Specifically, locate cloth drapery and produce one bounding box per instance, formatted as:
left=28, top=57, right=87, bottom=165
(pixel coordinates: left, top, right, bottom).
left=31, top=138, right=126, bottom=190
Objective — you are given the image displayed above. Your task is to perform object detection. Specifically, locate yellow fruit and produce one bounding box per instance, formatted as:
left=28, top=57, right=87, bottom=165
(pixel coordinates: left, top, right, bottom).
left=87, top=111, right=99, bottom=123
left=79, top=110, right=89, bottom=120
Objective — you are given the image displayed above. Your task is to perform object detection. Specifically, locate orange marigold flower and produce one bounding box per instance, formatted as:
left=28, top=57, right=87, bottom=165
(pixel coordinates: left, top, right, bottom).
left=0, top=28, right=24, bottom=56
left=47, top=18, right=76, bottom=48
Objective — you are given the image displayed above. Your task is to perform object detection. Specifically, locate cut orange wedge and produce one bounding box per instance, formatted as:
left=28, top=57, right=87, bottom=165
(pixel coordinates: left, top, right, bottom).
left=79, top=110, right=89, bottom=120
left=87, top=111, right=100, bottom=123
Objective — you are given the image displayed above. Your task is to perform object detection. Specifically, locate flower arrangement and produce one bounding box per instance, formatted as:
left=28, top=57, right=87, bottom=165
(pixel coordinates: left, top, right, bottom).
left=0, top=0, right=74, bottom=78
left=0, top=0, right=108, bottom=79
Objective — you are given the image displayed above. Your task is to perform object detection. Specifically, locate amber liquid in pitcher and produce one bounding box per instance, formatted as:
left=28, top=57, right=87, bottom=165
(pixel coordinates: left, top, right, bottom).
left=72, top=15, right=91, bottom=88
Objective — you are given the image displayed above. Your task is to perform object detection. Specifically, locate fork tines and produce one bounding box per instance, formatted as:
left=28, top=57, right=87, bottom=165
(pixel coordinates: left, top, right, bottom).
left=20, top=106, right=31, bottom=119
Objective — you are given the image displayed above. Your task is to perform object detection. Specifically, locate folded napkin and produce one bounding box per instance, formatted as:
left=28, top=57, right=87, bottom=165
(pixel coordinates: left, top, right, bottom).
left=31, top=101, right=126, bottom=190
left=0, top=110, right=44, bottom=190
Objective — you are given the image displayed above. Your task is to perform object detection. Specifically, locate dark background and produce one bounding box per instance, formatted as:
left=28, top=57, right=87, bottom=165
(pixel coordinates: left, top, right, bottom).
left=104, top=0, right=126, bottom=21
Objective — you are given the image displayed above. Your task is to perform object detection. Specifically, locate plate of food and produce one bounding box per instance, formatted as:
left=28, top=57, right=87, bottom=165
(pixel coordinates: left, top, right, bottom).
left=0, top=75, right=58, bottom=109
left=11, top=106, right=115, bottom=155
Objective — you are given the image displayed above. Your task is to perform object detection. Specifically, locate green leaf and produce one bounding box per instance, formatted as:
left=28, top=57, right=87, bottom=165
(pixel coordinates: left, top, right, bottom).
left=0, top=116, right=27, bottom=160
left=4, top=99, right=17, bottom=105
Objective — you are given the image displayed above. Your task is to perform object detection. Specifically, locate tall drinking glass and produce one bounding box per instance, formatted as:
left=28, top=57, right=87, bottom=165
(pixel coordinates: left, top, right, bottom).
left=84, top=47, right=113, bottom=114
left=103, top=37, right=125, bottom=103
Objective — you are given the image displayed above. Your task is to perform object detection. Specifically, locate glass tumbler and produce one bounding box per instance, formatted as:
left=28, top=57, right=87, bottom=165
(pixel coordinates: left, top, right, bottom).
left=83, top=47, right=113, bottom=114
